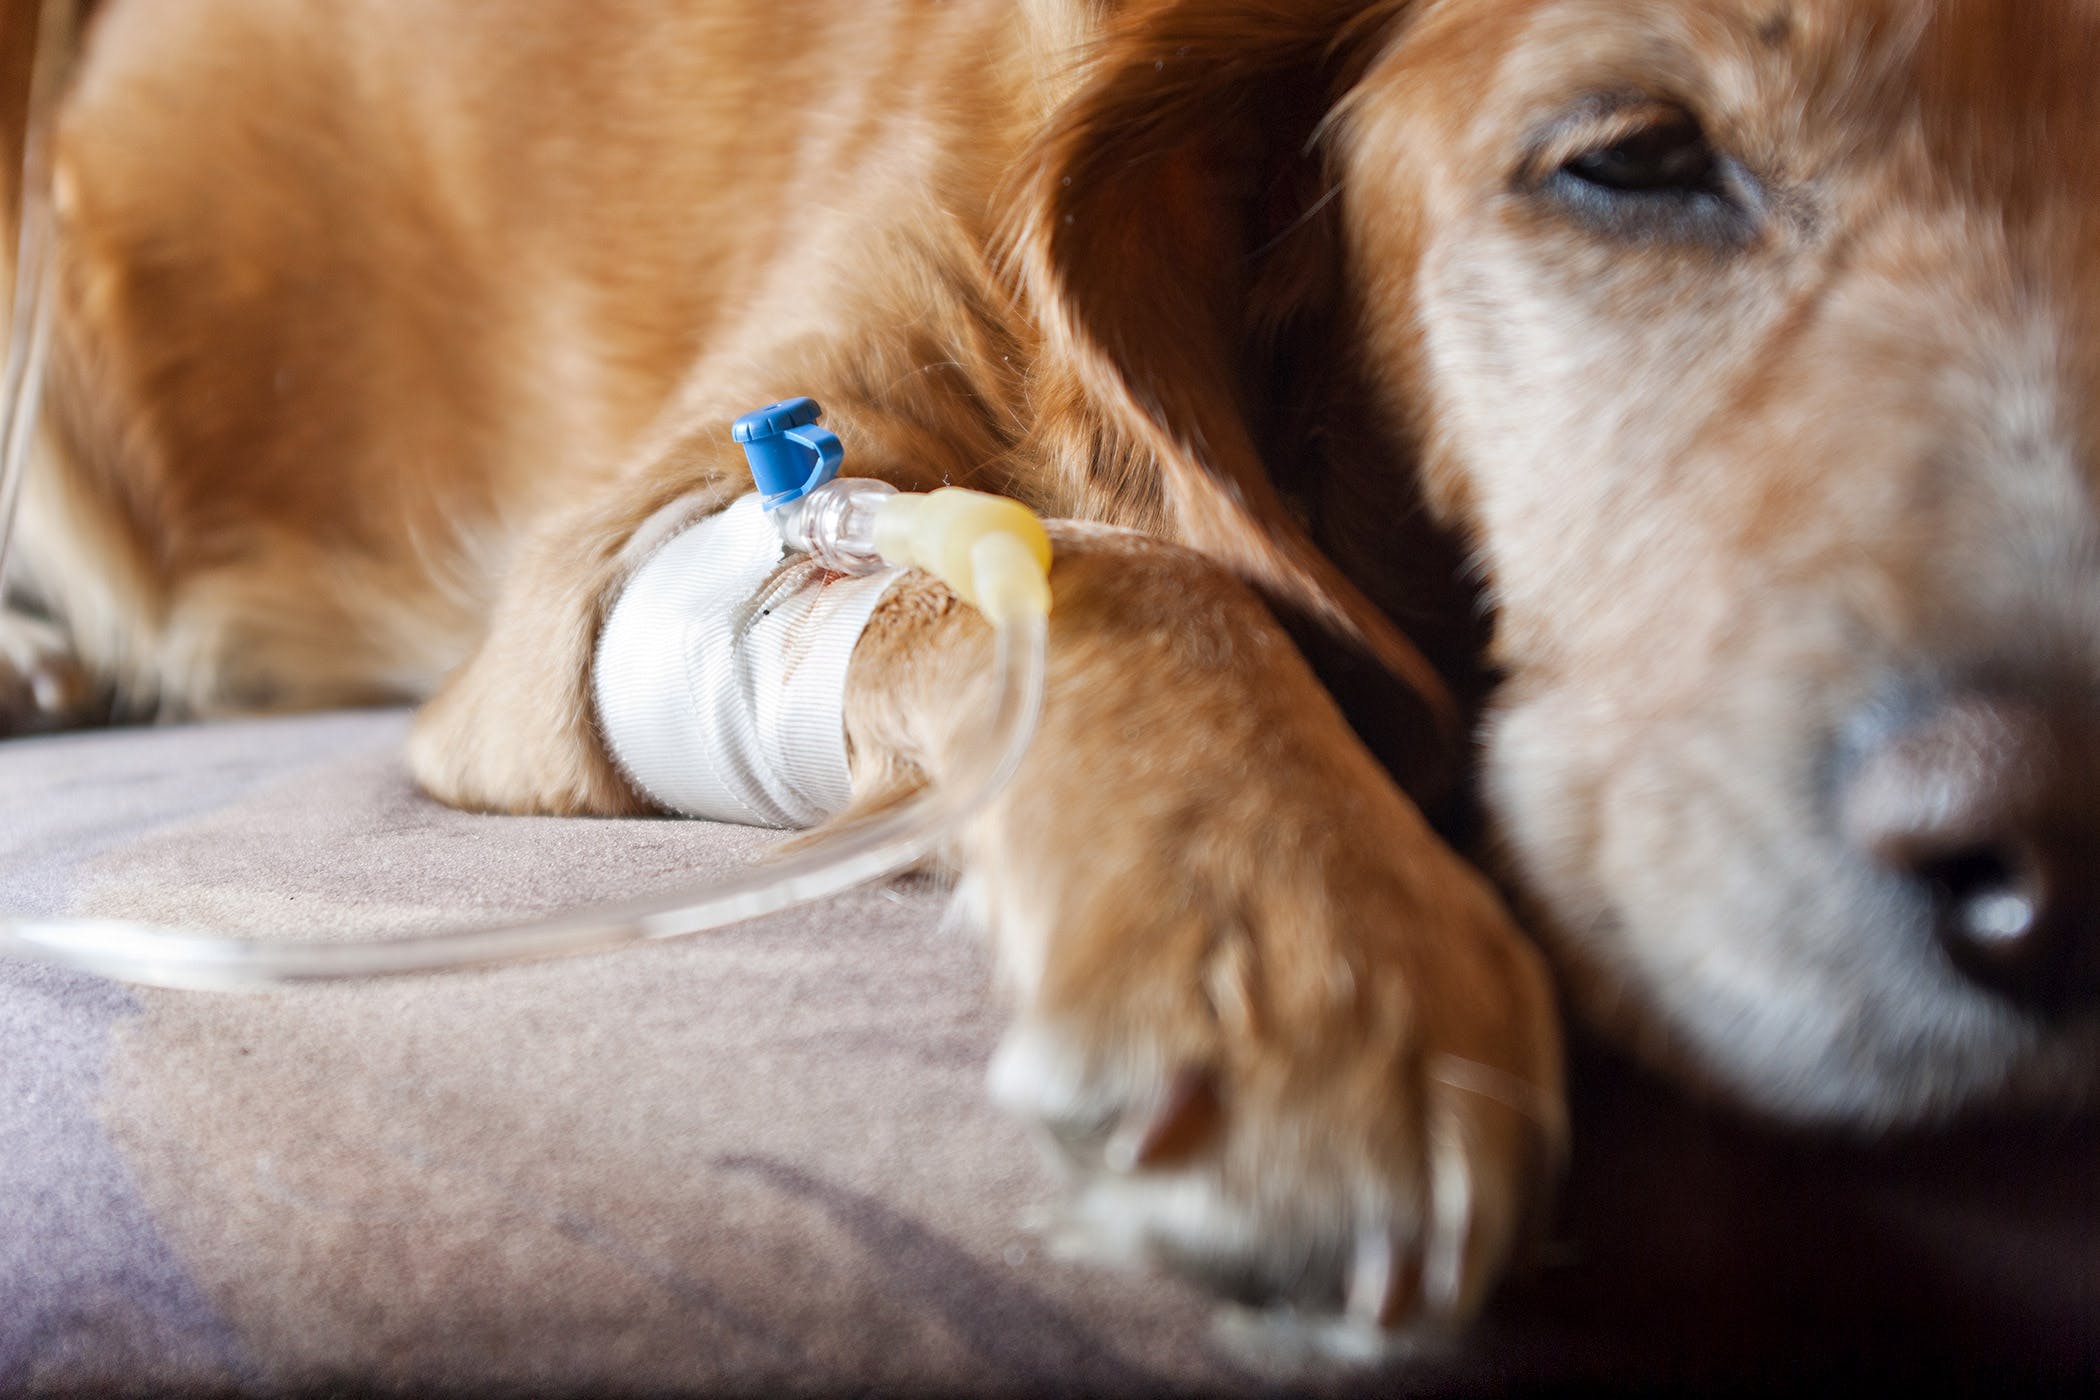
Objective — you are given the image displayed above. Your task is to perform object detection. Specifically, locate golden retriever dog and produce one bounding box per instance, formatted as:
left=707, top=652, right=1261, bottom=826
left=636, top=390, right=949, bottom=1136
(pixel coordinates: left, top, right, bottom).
left=4, top=0, right=2098, bottom=1336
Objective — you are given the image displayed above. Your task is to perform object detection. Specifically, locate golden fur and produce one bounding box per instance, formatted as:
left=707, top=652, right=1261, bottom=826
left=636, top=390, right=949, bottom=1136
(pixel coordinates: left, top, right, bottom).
left=6, top=0, right=2098, bottom=1334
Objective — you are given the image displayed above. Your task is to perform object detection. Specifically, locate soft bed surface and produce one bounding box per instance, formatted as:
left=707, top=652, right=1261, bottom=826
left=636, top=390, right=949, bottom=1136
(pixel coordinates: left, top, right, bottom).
left=2, top=712, right=2094, bottom=1396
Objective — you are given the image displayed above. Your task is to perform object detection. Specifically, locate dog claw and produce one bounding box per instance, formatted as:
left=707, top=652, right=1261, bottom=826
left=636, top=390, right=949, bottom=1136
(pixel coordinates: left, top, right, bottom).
left=0, top=612, right=98, bottom=736
left=1105, top=1065, right=1222, bottom=1172
left=1346, top=1227, right=1419, bottom=1329
left=1421, top=1119, right=1477, bottom=1319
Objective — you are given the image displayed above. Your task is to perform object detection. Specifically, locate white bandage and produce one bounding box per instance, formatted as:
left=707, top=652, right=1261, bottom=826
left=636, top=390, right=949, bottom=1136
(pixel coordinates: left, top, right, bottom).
left=591, top=494, right=899, bottom=828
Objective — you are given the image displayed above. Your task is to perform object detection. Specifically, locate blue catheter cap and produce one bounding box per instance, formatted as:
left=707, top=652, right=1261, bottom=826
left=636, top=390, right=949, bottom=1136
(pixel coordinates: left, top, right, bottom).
left=733, top=397, right=844, bottom=509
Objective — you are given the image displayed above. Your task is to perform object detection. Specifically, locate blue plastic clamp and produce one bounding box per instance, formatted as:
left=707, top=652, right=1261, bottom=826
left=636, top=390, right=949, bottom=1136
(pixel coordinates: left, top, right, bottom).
left=732, top=397, right=844, bottom=509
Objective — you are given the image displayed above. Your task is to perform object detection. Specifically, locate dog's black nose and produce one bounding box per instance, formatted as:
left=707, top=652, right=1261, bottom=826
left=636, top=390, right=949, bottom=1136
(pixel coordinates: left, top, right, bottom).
left=1839, top=692, right=2100, bottom=1011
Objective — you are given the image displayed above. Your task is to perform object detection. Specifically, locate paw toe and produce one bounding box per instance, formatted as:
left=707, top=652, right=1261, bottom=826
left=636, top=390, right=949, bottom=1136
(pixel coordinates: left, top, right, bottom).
left=995, top=1021, right=1560, bottom=1340
left=0, top=615, right=97, bottom=734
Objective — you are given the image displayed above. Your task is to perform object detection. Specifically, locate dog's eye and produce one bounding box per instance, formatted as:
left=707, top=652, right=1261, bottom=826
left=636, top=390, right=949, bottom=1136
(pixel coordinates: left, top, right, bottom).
left=1537, top=106, right=1759, bottom=246
left=1562, top=115, right=1719, bottom=196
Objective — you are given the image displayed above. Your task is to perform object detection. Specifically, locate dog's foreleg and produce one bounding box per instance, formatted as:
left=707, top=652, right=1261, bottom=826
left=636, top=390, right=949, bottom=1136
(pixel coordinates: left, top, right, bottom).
left=409, top=409, right=1564, bottom=1341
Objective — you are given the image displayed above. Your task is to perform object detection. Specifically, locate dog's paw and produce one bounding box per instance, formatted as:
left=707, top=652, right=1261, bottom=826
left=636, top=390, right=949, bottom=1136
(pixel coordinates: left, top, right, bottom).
left=0, top=610, right=97, bottom=735
left=972, top=771, right=1564, bottom=1352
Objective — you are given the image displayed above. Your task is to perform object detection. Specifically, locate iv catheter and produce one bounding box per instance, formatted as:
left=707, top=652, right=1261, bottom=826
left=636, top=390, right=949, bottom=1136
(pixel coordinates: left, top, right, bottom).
left=0, top=7, right=1055, bottom=990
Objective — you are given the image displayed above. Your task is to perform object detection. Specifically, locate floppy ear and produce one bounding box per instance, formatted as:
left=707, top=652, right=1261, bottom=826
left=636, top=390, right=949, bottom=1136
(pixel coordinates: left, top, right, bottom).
left=1016, top=0, right=1450, bottom=723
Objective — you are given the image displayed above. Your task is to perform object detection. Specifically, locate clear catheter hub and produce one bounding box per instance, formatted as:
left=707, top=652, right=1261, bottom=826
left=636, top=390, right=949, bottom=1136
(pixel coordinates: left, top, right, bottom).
left=734, top=396, right=898, bottom=576
left=736, top=397, right=1053, bottom=625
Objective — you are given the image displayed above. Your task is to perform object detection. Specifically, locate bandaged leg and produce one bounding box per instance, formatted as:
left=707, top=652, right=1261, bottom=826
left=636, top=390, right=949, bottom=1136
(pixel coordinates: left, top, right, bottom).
left=591, top=494, right=898, bottom=827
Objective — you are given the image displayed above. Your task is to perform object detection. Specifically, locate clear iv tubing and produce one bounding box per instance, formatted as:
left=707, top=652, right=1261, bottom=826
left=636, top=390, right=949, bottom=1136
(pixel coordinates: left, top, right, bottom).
left=0, top=0, right=73, bottom=590
left=0, top=3, right=1052, bottom=991
left=0, top=617, right=1044, bottom=990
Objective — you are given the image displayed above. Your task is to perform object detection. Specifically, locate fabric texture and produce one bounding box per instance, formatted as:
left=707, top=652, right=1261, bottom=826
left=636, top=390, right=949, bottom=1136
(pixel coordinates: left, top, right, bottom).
left=1, top=711, right=2094, bottom=1397
left=593, top=493, right=898, bottom=827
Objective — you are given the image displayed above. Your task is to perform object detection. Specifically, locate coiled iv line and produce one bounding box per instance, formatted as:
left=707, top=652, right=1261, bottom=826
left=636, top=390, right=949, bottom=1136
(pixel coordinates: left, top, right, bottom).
left=0, top=5, right=1052, bottom=991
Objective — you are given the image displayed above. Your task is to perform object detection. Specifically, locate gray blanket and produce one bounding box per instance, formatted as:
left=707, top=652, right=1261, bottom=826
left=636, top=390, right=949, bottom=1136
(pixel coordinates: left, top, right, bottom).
left=3, top=712, right=2094, bottom=1395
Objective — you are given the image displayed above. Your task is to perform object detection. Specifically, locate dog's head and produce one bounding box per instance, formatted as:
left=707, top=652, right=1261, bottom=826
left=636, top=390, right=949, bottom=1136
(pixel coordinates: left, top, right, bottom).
left=1027, top=0, right=2100, bottom=1127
